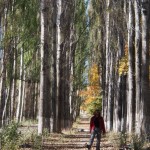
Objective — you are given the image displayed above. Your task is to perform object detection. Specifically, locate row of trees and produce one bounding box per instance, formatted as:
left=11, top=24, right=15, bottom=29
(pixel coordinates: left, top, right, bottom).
left=87, top=0, right=150, bottom=135
left=0, top=0, right=88, bottom=134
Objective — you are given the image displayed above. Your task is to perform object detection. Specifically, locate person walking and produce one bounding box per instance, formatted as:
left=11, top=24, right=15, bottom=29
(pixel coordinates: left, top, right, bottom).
left=86, top=109, right=106, bottom=150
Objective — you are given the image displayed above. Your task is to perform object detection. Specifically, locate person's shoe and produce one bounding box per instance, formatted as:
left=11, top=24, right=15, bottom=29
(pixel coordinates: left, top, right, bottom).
left=86, top=144, right=91, bottom=149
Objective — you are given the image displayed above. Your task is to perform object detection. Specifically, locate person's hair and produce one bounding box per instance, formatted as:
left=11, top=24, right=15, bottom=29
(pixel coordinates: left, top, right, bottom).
left=95, top=109, right=100, bottom=112
left=94, top=109, right=101, bottom=116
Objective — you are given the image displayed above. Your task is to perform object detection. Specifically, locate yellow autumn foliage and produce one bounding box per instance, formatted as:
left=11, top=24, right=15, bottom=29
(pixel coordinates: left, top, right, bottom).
left=89, top=64, right=100, bottom=85
left=80, top=64, right=101, bottom=111
left=118, top=44, right=129, bottom=75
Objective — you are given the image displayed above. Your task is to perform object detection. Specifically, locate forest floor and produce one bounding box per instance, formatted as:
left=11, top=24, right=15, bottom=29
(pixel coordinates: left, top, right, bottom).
left=42, top=114, right=114, bottom=150
left=20, top=113, right=115, bottom=150
left=20, top=115, right=150, bottom=150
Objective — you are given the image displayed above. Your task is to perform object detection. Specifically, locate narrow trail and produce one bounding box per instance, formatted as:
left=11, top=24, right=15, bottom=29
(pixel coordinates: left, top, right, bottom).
left=42, top=114, right=114, bottom=150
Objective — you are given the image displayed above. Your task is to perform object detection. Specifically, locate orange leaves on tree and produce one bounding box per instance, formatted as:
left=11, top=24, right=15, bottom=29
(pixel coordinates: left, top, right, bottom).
left=118, top=44, right=129, bottom=76
left=80, top=64, right=101, bottom=110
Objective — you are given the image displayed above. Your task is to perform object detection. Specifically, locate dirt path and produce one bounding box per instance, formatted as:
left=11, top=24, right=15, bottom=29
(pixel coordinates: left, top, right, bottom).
left=41, top=114, right=114, bottom=150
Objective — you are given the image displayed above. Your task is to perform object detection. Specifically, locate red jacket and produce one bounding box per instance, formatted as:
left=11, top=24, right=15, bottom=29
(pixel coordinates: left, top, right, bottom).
left=90, top=115, right=106, bottom=134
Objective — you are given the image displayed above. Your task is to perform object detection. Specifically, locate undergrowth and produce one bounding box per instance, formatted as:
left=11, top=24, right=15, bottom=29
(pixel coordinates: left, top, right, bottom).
left=0, top=122, right=20, bottom=150
left=107, top=131, right=149, bottom=150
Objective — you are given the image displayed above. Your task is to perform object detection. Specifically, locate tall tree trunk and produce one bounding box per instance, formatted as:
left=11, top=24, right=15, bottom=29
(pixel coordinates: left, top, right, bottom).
left=104, top=0, right=110, bottom=130
left=20, top=70, right=25, bottom=121
left=56, top=0, right=62, bottom=132
left=0, top=15, right=2, bottom=52
left=127, top=0, right=135, bottom=132
left=2, top=88, right=9, bottom=125
left=141, top=0, right=150, bottom=135
left=16, top=48, right=24, bottom=122
left=10, top=47, right=15, bottom=120
left=114, top=32, right=124, bottom=132
left=134, top=0, right=141, bottom=134
left=51, top=0, right=57, bottom=132
left=69, top=23, right=75, bottom=125
left=10, top=38, right=17, bottom=120
left=0, top=6, right=8, bottom=126
left=107, top=51, right=114, bottom=131
left=5, top=42, right=14, bottom=122
left=38, top=0, right=51, bottom=134
left=34, top=82, right=39, bottom=119
left=0, top=14, right=3, bottom=126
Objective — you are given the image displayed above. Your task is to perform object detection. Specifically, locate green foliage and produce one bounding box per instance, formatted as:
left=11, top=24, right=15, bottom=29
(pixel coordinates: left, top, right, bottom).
left=87, top=0, right=104, bottom=64
left=86, top=96, right=102, bottom=114
left=0, top=122, right=20, bottom=150
left=118, top=132, right=144, bottom=149
left=74, top=0, right=89, bottom=93
left=108, top=131, right=146, bottom=149
left=1, top=0, right=40, bottom=87
left=119, top=132, right=128, bottom=148
left=108, top=132, right=128, bottom=149
left=108, top=132, right=120, bottom=149
left=32, top=135, right=42, bottom=150
left=0, top=121, right=43, bottom=150
left=43, top=128, right=50, bottom=137
left=20, top=131, right=42, bottom=150
left=130, top=133, right=144, bottom=150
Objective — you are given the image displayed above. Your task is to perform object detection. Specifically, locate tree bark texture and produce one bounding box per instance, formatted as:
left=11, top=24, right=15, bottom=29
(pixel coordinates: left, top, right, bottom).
left=127, top=0, right=135, bottom=132
left=141, top=0, right=150, bottom=135
left=134, top=0, right=142, bottom=134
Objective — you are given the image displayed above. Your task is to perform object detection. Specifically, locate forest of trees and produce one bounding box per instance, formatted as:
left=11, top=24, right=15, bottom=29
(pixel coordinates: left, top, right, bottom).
left=0, top=0, right=150, bottom=137
left=87, top=0, right=150, bottom=135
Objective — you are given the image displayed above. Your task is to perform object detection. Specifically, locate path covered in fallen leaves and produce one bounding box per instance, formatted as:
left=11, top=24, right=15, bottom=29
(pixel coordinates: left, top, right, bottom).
left=41, top=113, right=114, bottom=150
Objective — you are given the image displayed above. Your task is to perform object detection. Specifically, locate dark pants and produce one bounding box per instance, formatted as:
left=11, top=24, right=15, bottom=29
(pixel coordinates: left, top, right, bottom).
left=88, top=127, right=101, bottom=150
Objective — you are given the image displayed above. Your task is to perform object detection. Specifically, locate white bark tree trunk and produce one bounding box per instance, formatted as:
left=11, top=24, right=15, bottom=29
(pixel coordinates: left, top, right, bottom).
left=56, top=0, right=62, bottom=132
left=2, top=88, right=8, bottom=125
left=38, top=0, right=45, bottom=135
left=69, top=24, right=75, bottom=123
left=16, top=47, right=24, bottom=122
left=134, top=0, right=141, bottom=134
left=0, top=7, right=8, bottom=126
left=104, top=0, right=110, bottom=131
left=127, top=0, right=135, bottom=132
